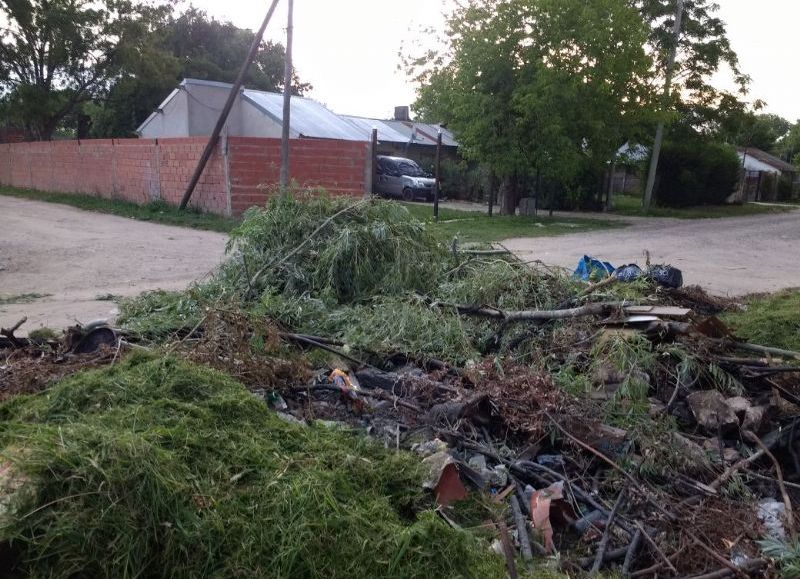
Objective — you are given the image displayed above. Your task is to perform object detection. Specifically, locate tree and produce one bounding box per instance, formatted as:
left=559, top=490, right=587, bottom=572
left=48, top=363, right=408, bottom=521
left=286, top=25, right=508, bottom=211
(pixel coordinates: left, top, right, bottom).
left=89, top=7, right=310, bottom=138
left=637, top=0, right=749, bottom=121
left=409, top=0, right=655, bottom=214
left=776, top=120, right=800, bottom=165
left=635, top=0, right=751, bottom=208
left=0, top=0, right=170, bottom=140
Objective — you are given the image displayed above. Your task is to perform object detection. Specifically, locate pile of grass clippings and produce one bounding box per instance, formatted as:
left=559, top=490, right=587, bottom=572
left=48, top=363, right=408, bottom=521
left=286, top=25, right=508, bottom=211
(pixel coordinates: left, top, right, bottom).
left=0, top=355, right=507, bottom=579
left=121, top=194, right=577, bottom=364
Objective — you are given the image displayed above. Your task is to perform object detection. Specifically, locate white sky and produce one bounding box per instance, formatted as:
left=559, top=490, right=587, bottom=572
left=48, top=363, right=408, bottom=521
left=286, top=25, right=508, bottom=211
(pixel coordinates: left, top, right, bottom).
left=187, top=0, right=799, bottom=122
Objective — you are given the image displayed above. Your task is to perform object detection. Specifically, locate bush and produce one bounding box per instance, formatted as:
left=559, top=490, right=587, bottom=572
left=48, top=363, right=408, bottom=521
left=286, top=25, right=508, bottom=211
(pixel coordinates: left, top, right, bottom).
left=653, top=140, right=740, bottom=207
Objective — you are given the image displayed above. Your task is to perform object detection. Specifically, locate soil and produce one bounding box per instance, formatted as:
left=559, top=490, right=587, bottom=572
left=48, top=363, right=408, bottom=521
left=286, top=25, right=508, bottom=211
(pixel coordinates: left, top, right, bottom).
left=0, top=196, right=228, bottom=334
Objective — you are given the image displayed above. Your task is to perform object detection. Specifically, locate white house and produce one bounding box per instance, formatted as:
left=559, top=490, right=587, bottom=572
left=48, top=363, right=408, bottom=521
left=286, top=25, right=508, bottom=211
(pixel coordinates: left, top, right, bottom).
left=737, top=147, right=798, bottom=201
left=136, top=79, right=459, bottom=156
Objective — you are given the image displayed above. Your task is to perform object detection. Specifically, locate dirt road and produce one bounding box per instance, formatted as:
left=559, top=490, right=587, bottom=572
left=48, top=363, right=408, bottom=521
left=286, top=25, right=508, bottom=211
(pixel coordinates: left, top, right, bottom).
left=503, top=210, right=800, bottom=296
left=0, top=196, right=228, bottom=334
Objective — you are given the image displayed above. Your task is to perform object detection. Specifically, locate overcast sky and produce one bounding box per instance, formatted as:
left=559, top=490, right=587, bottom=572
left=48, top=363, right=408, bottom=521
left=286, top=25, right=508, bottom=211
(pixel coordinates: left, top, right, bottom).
left=187, top=0, right=799, bottom=122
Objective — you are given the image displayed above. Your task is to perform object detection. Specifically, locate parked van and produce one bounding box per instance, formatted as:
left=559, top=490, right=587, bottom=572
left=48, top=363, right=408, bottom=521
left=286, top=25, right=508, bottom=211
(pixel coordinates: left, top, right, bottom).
left=374, top=155, right=436, bottom=202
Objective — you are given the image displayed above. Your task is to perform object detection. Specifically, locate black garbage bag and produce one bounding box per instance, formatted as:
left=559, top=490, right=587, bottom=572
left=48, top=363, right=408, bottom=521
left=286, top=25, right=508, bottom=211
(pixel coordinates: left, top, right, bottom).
left=647, top=265, right=683, bottom=288
left=613, top=264, right=643, bottom=282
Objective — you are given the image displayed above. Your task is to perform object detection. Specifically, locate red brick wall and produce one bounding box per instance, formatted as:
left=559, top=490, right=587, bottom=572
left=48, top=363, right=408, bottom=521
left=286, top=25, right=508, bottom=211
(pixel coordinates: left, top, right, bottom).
left=227, top=137, right=368, bottom=214
left=0, top=137, right=368, bottom=216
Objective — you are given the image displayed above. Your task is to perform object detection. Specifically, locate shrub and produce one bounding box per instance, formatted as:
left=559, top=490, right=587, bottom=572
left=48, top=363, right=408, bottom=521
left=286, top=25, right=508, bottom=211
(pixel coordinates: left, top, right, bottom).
left=653, top=140, right=740, bottom=207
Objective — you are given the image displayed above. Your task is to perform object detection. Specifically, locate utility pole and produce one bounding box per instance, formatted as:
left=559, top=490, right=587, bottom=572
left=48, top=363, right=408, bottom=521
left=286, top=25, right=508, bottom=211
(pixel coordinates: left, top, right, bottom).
left=434, top=129, right=442, bottom=222
left=180, top=0, right=281, bottom=210
left=280, top=0, right=294, bottom=190
left=642, top=0, right=684, bottom=211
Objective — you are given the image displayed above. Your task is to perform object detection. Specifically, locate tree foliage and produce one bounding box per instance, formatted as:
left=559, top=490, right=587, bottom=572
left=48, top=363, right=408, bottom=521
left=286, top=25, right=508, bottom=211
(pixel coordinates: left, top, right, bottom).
left=0, top=3, right=308, bottom=139
left=88, top=7, right=310, bottom=138
left=0, top=0, right=170, bottom=139
left=409, top=0, right=656, bottom=213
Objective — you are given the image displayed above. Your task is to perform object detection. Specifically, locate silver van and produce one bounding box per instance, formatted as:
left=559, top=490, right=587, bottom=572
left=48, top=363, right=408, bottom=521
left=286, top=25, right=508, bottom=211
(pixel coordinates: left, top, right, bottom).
left=374, top=155, right=436, bottom=202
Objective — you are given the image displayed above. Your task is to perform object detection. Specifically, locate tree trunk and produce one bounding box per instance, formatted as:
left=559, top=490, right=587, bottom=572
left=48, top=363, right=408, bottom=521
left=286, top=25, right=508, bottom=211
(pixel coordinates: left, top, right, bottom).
left=499, top=174, right=520, bottom=215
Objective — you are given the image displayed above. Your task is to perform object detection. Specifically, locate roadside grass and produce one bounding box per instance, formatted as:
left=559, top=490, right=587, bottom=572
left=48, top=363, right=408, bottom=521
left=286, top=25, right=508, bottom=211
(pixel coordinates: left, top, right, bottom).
left=0, top=292, right=51, bottom=306
left=723, top=289, right=800, bottom=352
left=402, top=202, right=623, bottom=243
left=612, top=193, right=796, bottom=219
left=0, top=186, right=238, bottom=233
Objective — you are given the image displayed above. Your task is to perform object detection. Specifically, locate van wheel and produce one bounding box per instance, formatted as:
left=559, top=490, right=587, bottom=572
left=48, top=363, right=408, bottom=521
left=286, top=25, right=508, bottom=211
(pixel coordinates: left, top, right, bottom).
left=402, top=188, right=414, bottom=202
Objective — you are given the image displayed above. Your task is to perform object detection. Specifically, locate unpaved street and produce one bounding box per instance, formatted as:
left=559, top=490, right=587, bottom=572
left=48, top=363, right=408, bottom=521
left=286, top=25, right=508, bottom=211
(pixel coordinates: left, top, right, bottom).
left=503, top=210, right=800, bottom=296
left=1, top=197, right=797, bottom=336
left=0, top=196, right=228, bottom=334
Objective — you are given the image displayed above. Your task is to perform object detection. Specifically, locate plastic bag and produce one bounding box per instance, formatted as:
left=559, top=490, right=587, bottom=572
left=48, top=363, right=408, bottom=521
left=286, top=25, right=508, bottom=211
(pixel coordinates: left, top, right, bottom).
left=613, top=264, right=643, bottom=282
left=648, top=265, right=683, bottom=288
left=573, top=255, right=615, bottom=281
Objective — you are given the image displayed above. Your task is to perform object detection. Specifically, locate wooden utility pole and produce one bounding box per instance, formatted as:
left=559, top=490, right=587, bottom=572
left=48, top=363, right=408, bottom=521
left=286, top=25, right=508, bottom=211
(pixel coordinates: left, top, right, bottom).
left=642, top=0, right=684, bottom=211
left=370, top=128, right=378, bottom=197
left=179, top=0, right=282, bottom=210
left=434, top=130, right=442, bottom=222
left=280, top=0, right=294, bottom=189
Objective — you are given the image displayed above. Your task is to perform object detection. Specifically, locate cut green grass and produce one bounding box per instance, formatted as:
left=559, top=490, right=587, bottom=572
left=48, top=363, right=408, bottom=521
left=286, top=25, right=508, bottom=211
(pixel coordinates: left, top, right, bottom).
left=0, top=354, right=509, bottom=579
left=0, top=186, right=238, bottom=233
left=723, top=289, right=800, bottom=352
left=402, top=202, right=623, bottom=243
left=611, top=194, right=796, bottom=219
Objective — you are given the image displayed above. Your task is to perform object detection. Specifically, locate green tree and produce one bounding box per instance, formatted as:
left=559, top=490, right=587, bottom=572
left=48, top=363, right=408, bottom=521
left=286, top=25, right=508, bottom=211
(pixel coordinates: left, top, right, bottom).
left=715, top=108, right=791, bottom=152
left=410, top=0, right=655, bottom=214
left=637, top=0, right=749, bottom=125
left=776, top=120, right=800, bottom=166
left=88, top=8, right=309, bottom=138
left=0, top=0, right=170, bottom=139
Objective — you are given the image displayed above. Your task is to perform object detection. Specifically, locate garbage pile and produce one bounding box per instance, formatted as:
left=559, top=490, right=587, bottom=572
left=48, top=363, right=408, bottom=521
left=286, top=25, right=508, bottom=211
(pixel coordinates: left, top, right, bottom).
left=2, top=196, right=799, bottom=578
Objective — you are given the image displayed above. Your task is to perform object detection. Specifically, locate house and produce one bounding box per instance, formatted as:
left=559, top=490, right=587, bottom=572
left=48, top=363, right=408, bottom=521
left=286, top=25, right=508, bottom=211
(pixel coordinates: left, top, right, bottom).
left=137, top=78, right=366, bottom=141
left=136, top=79, right=459, bottom=166
left=611, top=143, right=648, bottom=195
left=737, top=147, right=798, bottom=201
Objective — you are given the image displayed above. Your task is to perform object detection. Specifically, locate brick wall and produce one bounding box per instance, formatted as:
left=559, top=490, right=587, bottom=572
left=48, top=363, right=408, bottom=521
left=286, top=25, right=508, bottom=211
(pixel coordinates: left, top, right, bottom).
left=228, top=137, right=368, bottom=214
left=0, top=136, right=368, bottom=216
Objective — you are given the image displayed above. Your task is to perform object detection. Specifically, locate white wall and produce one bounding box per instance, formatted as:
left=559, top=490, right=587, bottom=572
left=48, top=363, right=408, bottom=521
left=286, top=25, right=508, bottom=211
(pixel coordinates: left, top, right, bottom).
left=139, top=90, right=190, bottom=138
left=738, top=152, right=781, bottom=174
left=239, top=100, right=282, bottom=138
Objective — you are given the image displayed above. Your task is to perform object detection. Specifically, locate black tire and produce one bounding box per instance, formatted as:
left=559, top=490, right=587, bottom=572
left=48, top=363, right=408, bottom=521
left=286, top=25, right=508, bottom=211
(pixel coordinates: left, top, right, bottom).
left=402, top=187, right=414, bottom=202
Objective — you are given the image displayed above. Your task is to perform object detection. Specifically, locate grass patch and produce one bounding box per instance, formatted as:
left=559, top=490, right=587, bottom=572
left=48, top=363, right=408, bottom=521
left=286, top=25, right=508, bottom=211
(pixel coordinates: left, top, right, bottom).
left=0, top=185, right=238, bottom=233
left=723, top=289, right=800, bottom=352
left=612, top=194, right=795, bottom=219
left=0, top=293, right=50, bottom=306
left=0, top=355, right=507, bottom=578
left=402, top=202, right=623, bottom=243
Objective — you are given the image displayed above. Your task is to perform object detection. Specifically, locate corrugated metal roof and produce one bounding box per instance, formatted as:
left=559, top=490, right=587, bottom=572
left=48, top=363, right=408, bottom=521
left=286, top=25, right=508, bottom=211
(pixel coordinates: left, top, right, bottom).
left=381, top=119, right=459, bottom=147
left=243, top=90, right=368, bottom=141
left=136, top=78, right=461, bottom=147
left=340, top=116, right=410, bottom=143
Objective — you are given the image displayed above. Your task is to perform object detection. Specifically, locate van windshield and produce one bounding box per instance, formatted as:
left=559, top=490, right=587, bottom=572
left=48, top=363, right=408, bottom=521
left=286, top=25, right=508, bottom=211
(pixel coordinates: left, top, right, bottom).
left=397, top=161, right=426, bottom=177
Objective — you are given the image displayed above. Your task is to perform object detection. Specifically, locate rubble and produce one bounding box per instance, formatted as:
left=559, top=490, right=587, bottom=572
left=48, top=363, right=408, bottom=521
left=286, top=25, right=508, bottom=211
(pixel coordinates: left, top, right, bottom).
left=2, top=197, right=799, bottom=577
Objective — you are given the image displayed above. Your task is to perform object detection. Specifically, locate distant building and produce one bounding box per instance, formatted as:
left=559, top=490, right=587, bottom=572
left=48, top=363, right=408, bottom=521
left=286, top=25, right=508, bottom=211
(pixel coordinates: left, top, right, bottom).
left=137, top=79, right=458, bottom=165
left=737, top=147, right=798, bottom=201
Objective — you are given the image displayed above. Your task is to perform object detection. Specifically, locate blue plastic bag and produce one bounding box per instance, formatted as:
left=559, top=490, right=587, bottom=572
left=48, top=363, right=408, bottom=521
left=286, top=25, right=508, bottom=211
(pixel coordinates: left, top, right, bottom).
left=573, top=255, right=615, bottom=281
